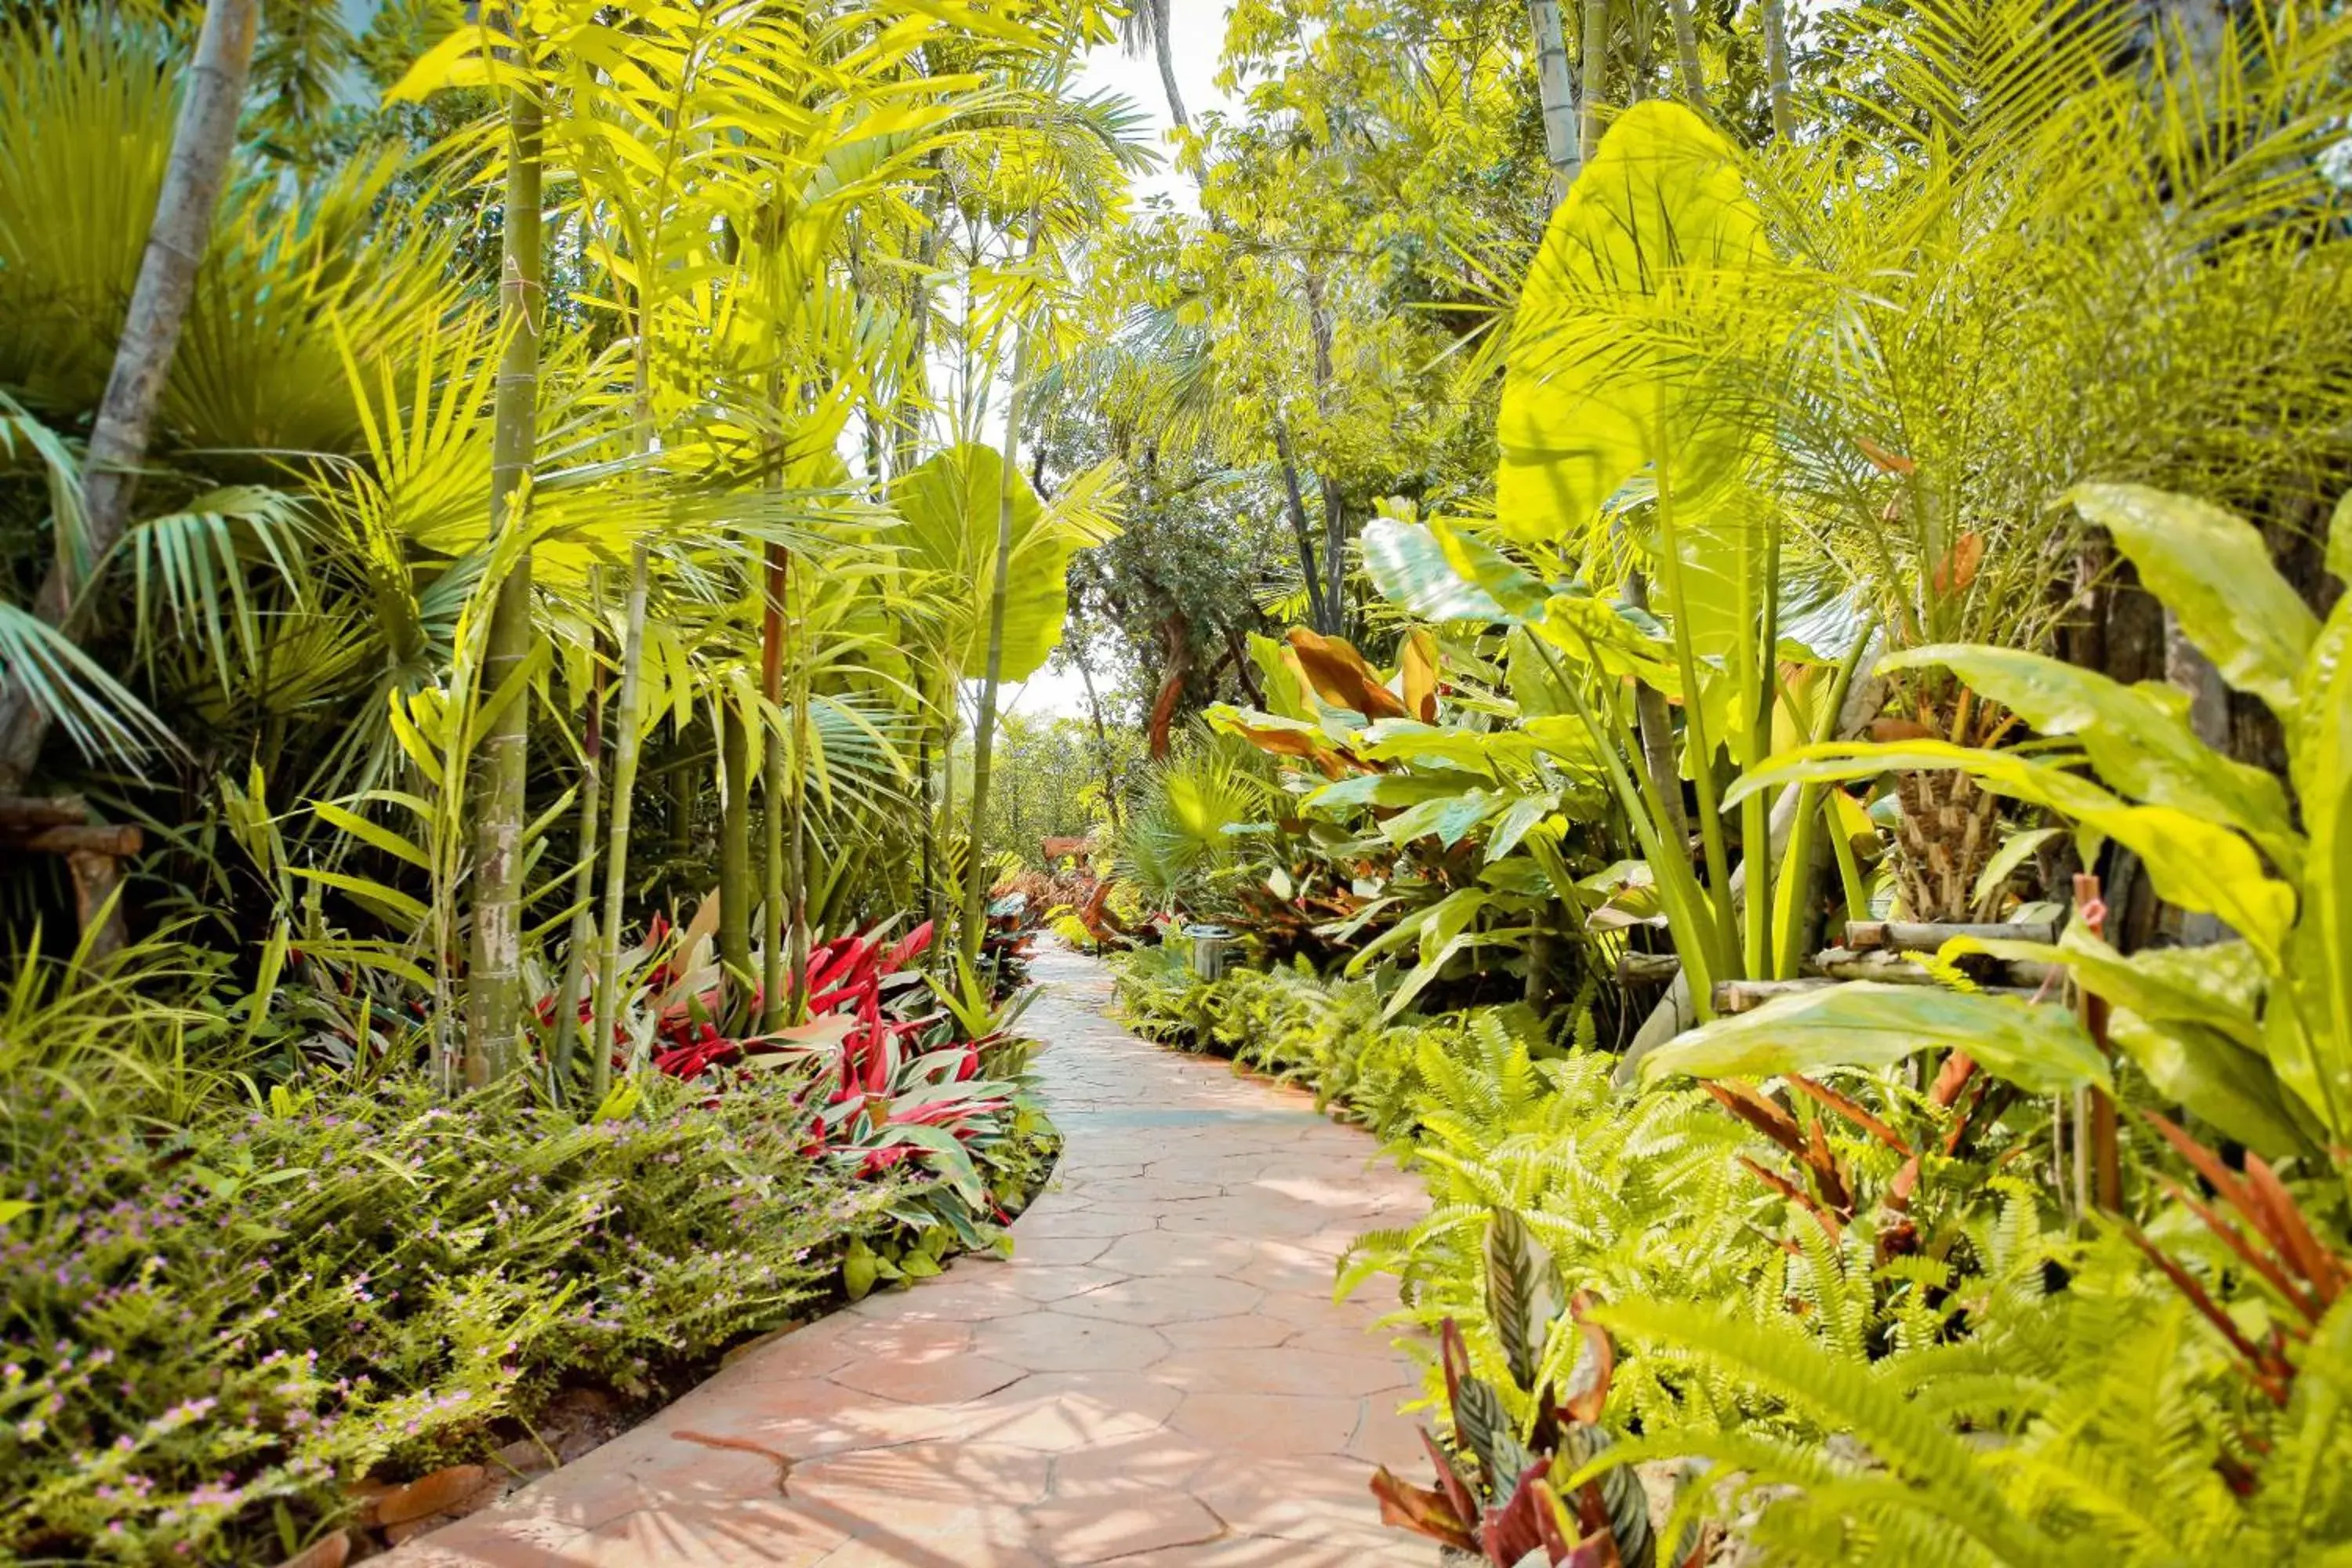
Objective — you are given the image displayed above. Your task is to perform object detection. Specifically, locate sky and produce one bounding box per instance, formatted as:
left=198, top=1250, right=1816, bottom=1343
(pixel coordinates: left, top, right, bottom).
left=992, top=10, right=1241, bottom=723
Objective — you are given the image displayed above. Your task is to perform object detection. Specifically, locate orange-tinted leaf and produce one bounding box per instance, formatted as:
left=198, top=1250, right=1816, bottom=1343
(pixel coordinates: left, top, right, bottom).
left=1933, top=531, right=1985, bottom=595
left=1370, top=1467, right=1479, bottom=1552
left=1402, top=630, right=1440, bottom=722
left=1287, top=628, right=1412, bottom=719
left=1562, top=1291, right=1615, bottom=1425
left=1857, top=437, right=1916, bottom=476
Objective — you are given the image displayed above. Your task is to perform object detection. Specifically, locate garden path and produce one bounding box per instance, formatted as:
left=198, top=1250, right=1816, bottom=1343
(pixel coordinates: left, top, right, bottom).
left=394, top=945, right=1437, bottom=1567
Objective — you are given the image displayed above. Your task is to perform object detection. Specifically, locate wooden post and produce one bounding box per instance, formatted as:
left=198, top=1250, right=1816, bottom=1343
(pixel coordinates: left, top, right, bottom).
left=3, top=799, right=139, bottom=958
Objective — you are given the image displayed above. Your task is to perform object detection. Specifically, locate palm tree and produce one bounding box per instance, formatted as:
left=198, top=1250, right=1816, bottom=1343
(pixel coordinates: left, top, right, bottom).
left=0, top=0, right=260, bottom=790
left=1121, top=0, right=1189, bottom=132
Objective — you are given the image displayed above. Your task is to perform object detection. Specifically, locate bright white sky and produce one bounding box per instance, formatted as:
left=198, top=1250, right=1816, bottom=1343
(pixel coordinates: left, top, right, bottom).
left=993, top=9, right=1241, bottom=722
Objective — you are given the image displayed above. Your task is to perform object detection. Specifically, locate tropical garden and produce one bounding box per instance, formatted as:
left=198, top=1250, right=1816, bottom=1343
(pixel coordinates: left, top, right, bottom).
left=3, top=0, right=2352, bottom=1562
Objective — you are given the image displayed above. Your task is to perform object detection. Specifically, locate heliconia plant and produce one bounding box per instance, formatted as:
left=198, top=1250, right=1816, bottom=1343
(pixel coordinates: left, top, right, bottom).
left=1373, top=1209, right=1688, bottom=1568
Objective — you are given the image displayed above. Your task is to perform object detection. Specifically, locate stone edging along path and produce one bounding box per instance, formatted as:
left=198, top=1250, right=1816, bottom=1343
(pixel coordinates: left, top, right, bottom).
left=392, top=945, right=1439, bottom=1567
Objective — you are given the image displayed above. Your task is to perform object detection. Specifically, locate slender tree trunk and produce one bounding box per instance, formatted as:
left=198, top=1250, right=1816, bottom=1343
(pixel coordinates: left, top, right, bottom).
left=1149, top=0, right=1189, bottom=129
left=1526, top=0, right=1580, bottom=200
left=718, top=694, right=754, bottom=988
left=1301, top=267, right=1347, bottom=636
left=760, top=546, right=788, bottom=1027
left=895, top=178, right=947, bottom=476
left=783, top=555, right=812, bottom=1017
left=1147, top=610, right=1192, bottom=760
left=590, top=546, right=649, bottom=1098
left=1074, top=638, right=1122, bottom=828
left=918, top=678, right=942, bottom=940
left=1579, top=0, right=1610, bottom=158
left=551, top=646, right=604, bottom=1091
left=1760, top=0, right=1794, bottom=141
left=1666, top=0, right=1706, bottom=106
left=1623, top=570, right=1689, bottom=853
left=1271, top=417, right=1330, bottom=630
left=1221, top=619, right=1266, bottom=707
left=464, top=79, right=544, bottom=1088
left=0, top=0, right=260, bottom=789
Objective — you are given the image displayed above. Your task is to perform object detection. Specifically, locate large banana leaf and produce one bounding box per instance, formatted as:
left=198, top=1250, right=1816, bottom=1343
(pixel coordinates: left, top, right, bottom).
left=1494, top=101, right=1766, bottom=544
left=891, top=443, right=1116, bottom=683
left=1360, top=510, right=1551, bottom=623
left=2285, top=546, right=2352, bottom=1141
left=1640, top=982, right=2111, bottom=1097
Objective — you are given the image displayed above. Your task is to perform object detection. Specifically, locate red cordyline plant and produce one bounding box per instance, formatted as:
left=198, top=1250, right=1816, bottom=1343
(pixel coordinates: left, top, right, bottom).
left=532, top=911, right=1035, bottom=1229
left=1374, top=1210, right=1700, bottom=1568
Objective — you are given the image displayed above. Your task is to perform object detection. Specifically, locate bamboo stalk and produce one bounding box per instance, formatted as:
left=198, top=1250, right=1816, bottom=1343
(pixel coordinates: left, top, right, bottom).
left=590, top=543, right=649, bottom=1100
left=760, top=545, right=787, bottom=1029
left=464, top=73, right=544, bottom=1089
left=551, top=635, right=605, bottom=1091
left=718, top=694, right=755, bottom=990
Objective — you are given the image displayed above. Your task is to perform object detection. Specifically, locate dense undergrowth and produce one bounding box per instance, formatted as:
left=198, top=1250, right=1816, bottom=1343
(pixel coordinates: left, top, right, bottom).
left=1116, top=947, right=2352, bottom=1563
left=0, top=934, right=1057, bottom=1566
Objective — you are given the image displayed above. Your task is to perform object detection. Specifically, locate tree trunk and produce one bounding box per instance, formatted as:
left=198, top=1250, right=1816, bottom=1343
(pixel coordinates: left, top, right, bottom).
left=1147, top=610, right=1192, bottom=760
left=958, top=229, right=1046, bottom=968
left=590, top=543, right=649, bottom=1100
left=718, top=695, right=754, bottom=988
left=1760, top=0, right=1794, bottom=141
left=1527, top=0, right=1581, bottom=200
left=919, top=681, right=942, bottom=942
left=1579, top=0, right=1610, bottom=158
left=761, top=545, right=789, bottom=1027
left=0, top=0, right=260, bottom=790
left=1075, top=639, right=1123, bottom=828
left=464, top=79, right=544, bottom=1089
left=1301, top=268, right=1346, bottom=636
left=786, top=565, right=812, bottom=1016
left=1271, top=417, right=1331, bottom=630
left=1665, top=0, right=1706, bottom=107
left=1221, top=619, right=1267, bottom=708
left=551, top=645, right=604, bottom=1091
left=1149, top=0, right=1189, bottom=129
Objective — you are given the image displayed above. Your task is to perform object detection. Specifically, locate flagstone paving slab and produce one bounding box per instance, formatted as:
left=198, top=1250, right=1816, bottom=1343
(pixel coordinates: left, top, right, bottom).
left=390, top=946, right=1435, bottom=1566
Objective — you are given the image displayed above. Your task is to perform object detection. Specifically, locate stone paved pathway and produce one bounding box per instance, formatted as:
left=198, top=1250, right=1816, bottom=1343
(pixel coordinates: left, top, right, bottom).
left=395, top=946, right=1436, bottom=1566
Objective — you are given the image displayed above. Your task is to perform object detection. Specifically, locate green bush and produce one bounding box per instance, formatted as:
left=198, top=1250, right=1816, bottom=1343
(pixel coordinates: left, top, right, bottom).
left=0, top=1071, right=912, bottom=1565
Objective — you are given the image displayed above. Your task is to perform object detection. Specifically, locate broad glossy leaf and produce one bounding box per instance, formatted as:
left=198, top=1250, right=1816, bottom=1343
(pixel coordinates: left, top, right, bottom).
left=1941, top=927, right=2265, bottom=1050
left=2285, top=588, right=2352, bottom=1137
left=1358, top=720, right=1542, bottom=774
left=892, top=444, right=1114, bottom=683
left=1882, top=643, right=2297, bottom=867
left=1379, top=790, right=1505, bottom=848
left=2106, top=1009, right=2312, bottom=1160
left=1362, top=511, right=1550, bottom=622
left=1533, top=592, right=1684, bottom=695
left=1305, top=771, right=1468, bottom=811
left=1640, top=982, right=2111, bottom=1096
left=1731, top=742, right=2296, bottom=964
left=2067, top=484, right=2317, bottom=718
left=1497, top=103, right=1766, bottom=544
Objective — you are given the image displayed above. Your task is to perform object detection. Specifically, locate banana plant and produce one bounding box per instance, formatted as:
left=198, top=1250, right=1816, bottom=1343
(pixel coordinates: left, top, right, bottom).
left=1363, top=103, right=1860, bottom=1024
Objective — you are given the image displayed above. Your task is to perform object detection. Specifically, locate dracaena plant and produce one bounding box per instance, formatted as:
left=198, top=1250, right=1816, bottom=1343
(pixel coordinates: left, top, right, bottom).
left=1373, top=1209, right=1685, bottom=1568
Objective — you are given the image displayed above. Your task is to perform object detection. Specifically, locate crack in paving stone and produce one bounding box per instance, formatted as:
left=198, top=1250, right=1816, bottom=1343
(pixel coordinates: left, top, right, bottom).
left=670, top=1429, right=797, bottom=1496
